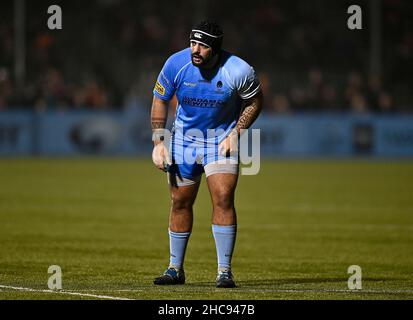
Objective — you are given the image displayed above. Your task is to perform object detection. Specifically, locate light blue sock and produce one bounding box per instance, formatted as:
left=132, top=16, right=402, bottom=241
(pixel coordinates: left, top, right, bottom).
left=168, top=229, right=191, bottom=270
left=212, top=224, right=237, bottom=271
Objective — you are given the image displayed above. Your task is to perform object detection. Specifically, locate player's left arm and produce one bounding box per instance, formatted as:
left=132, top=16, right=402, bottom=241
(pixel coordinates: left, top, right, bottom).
left=235, top=90, right=263, bottom=133
left=219, top=90, right=263, bottom=155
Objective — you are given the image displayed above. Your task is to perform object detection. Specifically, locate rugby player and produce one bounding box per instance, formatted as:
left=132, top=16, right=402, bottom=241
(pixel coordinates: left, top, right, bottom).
left=151, top=21, right=263, bottom=288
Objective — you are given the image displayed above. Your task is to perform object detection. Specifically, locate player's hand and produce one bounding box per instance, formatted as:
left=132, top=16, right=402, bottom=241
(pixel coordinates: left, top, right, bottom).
left=152, top=142, right=171, bottom=172
left=218, top=129, right=239, bottom=157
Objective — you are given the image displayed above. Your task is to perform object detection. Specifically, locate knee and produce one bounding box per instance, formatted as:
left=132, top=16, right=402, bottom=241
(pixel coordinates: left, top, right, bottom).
left=214, top=192, right=234, bottom=211
left=171, top=194, right=193, bottom=212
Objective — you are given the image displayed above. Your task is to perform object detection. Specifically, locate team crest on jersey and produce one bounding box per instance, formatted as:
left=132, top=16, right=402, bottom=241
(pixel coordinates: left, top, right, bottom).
left=154, top=81, right=165, bottom=96
left=214, top=80, right=224, bottom=94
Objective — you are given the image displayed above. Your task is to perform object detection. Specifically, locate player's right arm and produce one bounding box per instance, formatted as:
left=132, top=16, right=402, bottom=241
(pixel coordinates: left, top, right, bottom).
left=151, top=52, right=181, bottom=171
left=151, top=96, right=171, bottom=171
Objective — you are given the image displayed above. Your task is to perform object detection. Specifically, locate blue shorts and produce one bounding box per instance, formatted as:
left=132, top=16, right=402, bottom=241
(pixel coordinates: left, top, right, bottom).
left=167, top=139, right=238, bottom=186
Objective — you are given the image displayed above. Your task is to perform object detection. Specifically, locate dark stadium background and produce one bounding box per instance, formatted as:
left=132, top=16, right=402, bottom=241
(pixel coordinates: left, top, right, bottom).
left=0, top=0, right=412, bottom=156
left=0, top=0, right=412, bottom=301
left=2, top=0, right=413, bottom=110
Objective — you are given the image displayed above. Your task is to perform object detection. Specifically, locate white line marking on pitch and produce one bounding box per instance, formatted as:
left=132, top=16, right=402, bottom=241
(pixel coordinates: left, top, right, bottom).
left=0, top=284, right=134, bottom=300
left=70, top=288, right=413, bottom=294
left=2, top=284, right=411, bottom=297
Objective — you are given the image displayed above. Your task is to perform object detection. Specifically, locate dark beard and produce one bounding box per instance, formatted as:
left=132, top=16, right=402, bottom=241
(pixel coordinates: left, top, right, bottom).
left=191, top=53, right=210, bottom=67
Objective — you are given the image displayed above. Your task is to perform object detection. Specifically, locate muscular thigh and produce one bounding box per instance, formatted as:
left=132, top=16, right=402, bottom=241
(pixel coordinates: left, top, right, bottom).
left=169, top=180, right=201, bottom=208
left=206, top=173, right=238, bottom=206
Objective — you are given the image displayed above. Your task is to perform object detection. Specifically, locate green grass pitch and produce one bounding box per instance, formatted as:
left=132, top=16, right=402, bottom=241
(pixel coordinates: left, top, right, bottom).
left=0, top=158, right=412, bottom=300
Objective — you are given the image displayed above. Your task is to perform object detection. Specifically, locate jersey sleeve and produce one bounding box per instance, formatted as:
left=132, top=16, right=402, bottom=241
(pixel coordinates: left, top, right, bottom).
left=153, top=56, right=177, bottom=101
left=234, top=64, right=261, bottom=100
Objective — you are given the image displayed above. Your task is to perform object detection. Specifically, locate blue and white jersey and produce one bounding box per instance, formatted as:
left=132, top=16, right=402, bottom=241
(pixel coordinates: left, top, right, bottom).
left=153, top=48, right=260, bottom=145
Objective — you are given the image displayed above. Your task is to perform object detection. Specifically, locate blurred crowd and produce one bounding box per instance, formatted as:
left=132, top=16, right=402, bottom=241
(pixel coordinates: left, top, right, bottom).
left=261, top=68, right=396, bottom=113
left=0, top=0, right=412, bottom=113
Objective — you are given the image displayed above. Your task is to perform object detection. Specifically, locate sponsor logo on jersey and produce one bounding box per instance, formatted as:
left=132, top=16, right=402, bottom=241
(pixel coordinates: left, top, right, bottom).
left=184, top=82, right=197, bottom=87
left=154, top=81, right=165, bottom=96
left=182, top=96, right=224, bottom=108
